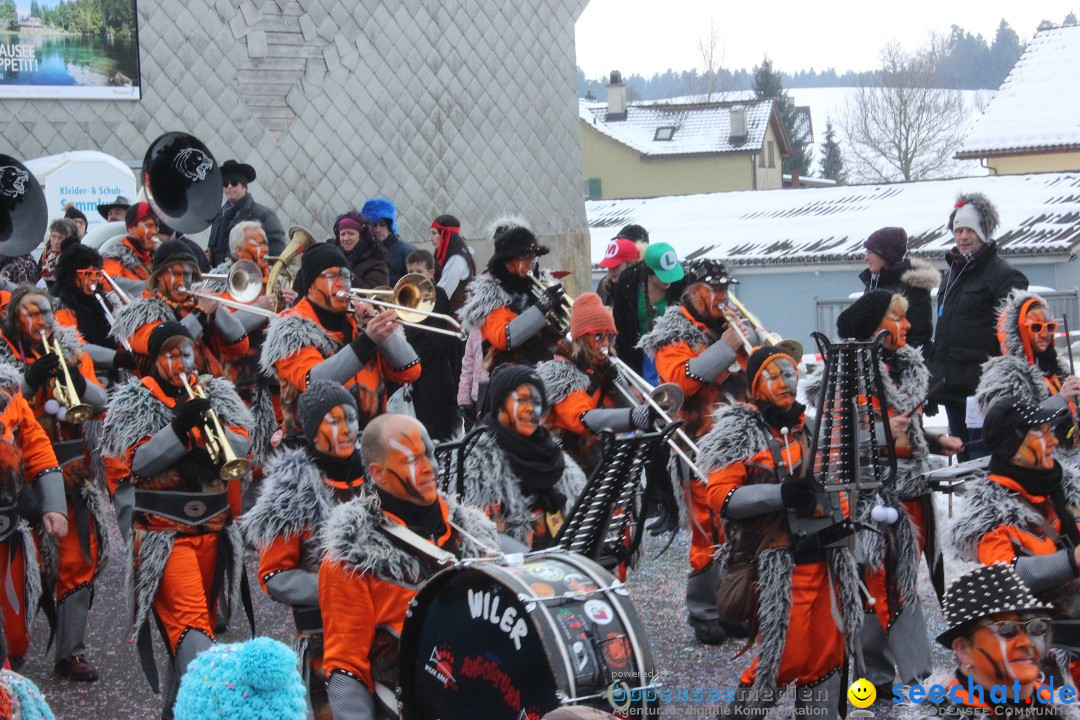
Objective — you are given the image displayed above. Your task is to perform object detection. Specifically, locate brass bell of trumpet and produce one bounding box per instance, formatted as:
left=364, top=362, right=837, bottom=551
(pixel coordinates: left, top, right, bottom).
left=40, top=330, right=92, bottom=424
left=342, top=273, right=467, bottom=340
left=179, top=374, right=251, bottom=481
left=201, top=259, right=265, bottom=304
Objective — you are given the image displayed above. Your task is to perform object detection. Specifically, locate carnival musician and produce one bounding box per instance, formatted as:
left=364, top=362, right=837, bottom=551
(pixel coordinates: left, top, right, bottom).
left=241, top=380, right=365, bottom=718
left=536, top=292, right=656, bottom=475
left=950, top=395, right=1080, bottom=687
left=705, top=347, right=862, bottom=719
left=101, top=322, right=252, bottom=717
left=976, top=289, right=1080, bottom=444
left=100, top=201, right=158, bottom=297
left=458, top=223, right=566, bottom=372
left=463, top=364, right=587, bottom=551
left=833, top=290, right=963, bottom=690
left=0, top=286, right=111, bottom=682
left=637, top=258, right=754, bottom=645
left=260, top=243, right=421, bottom=443
left=0, top=363, right=67, bottom=670
left=108, top=238, right=250, bottom=380
left=319, top=413, right=497, bottom=719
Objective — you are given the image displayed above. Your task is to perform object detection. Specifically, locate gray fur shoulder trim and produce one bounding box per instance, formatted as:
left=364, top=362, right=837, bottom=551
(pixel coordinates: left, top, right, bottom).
left=259, top=312, right=338, bottom=375
left=0, top=362, right=22, bottom=392
left=976, top=354, right=1047, bottom=412
left=100, top=237, right=142, bottom=271
left=636, top=306, right=704, bottom=356
left=949, top=473, right=1047, bottom=560
left=697, top=403, right=770, bottom=473
left=102, top=380, right=172, bottom=459
left=110, top=296, right=171, bottom=346
left=321, top=494, right=422, bottom=585
left=536, top=357, right=589, bottom=405
left=240, top=449, right=334, bottom=550
left=201, top=375, right=254, bottom=430
left=459, top=274, right=512, bottom=330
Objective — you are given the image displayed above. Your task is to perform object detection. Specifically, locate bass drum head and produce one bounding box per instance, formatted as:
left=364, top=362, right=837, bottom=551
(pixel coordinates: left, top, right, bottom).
left=142, top=132, right=222, bottom=235
left=399, top=553, right=656, bottom=720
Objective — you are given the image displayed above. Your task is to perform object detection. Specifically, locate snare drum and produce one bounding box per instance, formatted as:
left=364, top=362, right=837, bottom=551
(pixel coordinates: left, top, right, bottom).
left=398, top=551, right=657, bottom=719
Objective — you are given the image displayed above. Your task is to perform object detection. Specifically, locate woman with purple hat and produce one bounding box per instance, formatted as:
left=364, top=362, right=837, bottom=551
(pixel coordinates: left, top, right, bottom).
left=860, top=226, right=939, bottom=356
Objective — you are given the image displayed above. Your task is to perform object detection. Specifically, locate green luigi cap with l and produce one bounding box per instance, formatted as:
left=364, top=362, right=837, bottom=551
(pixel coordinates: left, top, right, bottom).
left=644, top=242, right=684, bottom=284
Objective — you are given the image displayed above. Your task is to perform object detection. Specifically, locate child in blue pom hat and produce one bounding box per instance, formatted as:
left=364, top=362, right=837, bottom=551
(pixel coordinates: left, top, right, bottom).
left=361, top=197, right=415, bottom=284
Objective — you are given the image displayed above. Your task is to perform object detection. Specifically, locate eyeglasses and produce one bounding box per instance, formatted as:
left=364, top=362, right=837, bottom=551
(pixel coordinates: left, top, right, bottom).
left=223, top=180, right=243, bottom=188
left=593, top=332, right=617, bottom=343
left=976, top=618, right=1051, bottom=639
left=319, top=270, right=353, bottom=283
left=1026, top=320, right=1058, bottom=334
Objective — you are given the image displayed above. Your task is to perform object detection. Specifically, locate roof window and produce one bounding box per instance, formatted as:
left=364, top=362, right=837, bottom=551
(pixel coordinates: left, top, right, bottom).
left=654, top=126, right=676, bottom=141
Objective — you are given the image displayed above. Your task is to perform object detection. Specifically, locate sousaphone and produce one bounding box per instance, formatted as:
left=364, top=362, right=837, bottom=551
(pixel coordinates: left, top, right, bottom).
left=0, top=155, right=48, bottom=257
left=142, top=132, right=222, bottom=235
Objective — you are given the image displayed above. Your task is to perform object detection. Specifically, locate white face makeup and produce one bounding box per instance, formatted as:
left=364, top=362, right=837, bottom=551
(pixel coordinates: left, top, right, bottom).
left=314, top=404, right=359, bottom=458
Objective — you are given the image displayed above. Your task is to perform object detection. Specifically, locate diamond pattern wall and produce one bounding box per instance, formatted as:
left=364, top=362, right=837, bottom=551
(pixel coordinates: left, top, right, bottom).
left=1, top=0, right=592, bottom=289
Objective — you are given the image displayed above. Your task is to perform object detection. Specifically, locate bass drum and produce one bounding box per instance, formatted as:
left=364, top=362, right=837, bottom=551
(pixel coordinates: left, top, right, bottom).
left=398, top=552, right=657, bottom=719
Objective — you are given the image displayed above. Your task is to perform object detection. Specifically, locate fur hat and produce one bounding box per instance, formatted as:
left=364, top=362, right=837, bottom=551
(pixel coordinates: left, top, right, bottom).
left=863, top=227, right=908, bottom=267
left=982, top=394, right=1069, bottom=463
left=297, top=243, right=349, bottom=295
left=489, top=224, right=549, bottom=264
left=484, top=363, right=547, bottom=416
left=570, top=292, right=616, bottom=341
left=173, top=637, right=307, bottom=720
left=297, top=380, right=357, bottom=446
left=936, top=563, right=1053, bottom=647
left=948, top=192, right=1000, bottom=244
left=836, top=290, right=893, bottom=340
left=53, top=241, right=102, bottom=288
left=360, top=197, right=399, bottom=233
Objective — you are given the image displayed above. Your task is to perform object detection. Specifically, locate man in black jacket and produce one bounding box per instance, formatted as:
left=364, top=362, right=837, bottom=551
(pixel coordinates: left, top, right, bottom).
left=929, top=193, right=1027, bottom=460
left=206, top=159, right=286, bottom=266
left=859, top=226, right=940, bottom=358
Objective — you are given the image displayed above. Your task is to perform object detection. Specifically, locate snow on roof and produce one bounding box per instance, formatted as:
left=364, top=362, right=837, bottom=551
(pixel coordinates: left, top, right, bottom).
left=957, top=25, right=1080, bottom=158
left=587, top=172, right=1080, bottom=267
left=579, top=98, right=778, bottom=156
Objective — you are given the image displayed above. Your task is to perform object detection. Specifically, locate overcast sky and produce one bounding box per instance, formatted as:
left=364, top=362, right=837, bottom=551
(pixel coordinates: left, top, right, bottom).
left=575, top=0, right=1079, bottom=78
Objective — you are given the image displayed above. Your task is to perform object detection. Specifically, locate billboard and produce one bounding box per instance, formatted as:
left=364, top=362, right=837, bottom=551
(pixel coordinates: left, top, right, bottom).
left=24, top=151, right=136, bottom=236
left=0, top=0, right=140, bottom=100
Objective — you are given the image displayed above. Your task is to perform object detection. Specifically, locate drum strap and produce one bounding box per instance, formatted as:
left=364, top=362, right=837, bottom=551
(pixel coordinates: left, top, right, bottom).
left=380, top=521, right=457, bottom=565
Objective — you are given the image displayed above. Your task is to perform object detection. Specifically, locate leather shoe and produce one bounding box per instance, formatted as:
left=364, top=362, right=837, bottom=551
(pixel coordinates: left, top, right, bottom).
left=689, top=618, right=727, bottom=646
left=55, top=654, right=99, bottom=682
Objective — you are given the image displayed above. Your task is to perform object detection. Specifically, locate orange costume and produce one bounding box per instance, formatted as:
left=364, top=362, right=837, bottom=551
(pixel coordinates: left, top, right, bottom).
left=260, top=297, right=421, bottom=440
left=100, top=235, right=152, bottom=284
left=102, top=371, right=253, bottom=711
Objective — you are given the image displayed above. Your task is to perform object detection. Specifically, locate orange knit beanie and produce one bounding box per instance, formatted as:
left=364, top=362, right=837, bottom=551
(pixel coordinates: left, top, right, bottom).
left=570, top=292, right=616, bottom=341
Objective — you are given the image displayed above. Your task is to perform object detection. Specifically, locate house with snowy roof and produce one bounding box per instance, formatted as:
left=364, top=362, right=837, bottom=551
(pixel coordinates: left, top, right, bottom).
left=587, top=172, right=1080, bottom=346
left=580, top=72, right=793, bottom=200
left=956, top=24, right=1080, bottom=175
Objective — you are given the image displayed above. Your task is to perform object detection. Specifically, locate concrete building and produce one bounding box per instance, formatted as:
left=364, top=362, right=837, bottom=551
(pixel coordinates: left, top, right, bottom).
left=956, top=24, right=1080, bottom=175
left=1, top=0, right=593, bottom=290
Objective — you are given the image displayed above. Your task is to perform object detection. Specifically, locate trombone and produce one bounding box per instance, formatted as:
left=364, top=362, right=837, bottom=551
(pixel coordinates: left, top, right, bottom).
left=181, top=260, right=279, bottom=320
left=40, top=330, right=92, bottom=423
left=602, top=348, right=707, bottom=478
left=179, top=374, right=251, bottom=481
left=727, top=290, right=783, bottom=346
left=337, top=273, right=467, bottom=340
left=100, top=269, right=133, bottom=307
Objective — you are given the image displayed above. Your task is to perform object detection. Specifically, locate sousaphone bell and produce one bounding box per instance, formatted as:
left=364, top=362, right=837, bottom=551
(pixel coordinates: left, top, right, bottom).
left=142, top=132, right=222, bottom=235
left=0, top=155, right=48, bottom=258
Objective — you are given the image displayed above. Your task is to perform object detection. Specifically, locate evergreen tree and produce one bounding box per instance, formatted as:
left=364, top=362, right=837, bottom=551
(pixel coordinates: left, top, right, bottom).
left=989, top=20, right=1023, bottom=87
left=818, top=119, right=846, bottom=184
left=0, top=0, right=15, bottom=30
left=753, top=56, right=810, bottom=176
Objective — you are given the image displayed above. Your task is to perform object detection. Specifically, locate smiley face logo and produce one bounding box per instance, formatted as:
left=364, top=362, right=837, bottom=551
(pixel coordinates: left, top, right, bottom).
left=847, top=678, right=876, bottom=709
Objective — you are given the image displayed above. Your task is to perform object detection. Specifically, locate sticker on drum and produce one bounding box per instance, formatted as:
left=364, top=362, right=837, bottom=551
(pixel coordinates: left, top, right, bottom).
left=530, top=582, right=555, bottom=598
left=523, top=563, right=564, bottom=582
left=600, top=632, right=632, bottom=672
left=561, top=573, right=598, bottom=594
left=584, top=599, right=614, bottom=625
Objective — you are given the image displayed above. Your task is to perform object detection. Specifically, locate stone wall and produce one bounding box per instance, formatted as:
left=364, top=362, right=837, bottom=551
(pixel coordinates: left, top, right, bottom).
left=1, top=0, right=592, bottom=291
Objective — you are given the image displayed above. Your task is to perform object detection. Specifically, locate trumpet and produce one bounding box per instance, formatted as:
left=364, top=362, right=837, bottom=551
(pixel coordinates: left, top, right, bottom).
left=602, top=348, right=706, bottom=478
left=40, top=330, right=93, bottom=424
left=337, top=273, right=467, bottom=340
left=181, top=260, right=279, bottom=320
left=179, top=374, right=251, bottom=481
left=727, top=290, right=783, bottom=346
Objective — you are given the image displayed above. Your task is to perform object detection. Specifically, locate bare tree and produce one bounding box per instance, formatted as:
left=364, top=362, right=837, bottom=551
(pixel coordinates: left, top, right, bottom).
left=697, top=17, right=724, bottom=102
left=841, top=40, right=968, bottom=182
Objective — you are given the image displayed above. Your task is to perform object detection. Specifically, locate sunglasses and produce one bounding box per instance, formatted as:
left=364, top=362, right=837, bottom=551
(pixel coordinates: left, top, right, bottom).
left=976, top=618, right=1051, bottom=639
left=1026, top=320, right=1058, bottom=334
left=593, top=332, right=617, bottom=343
left=223, top=180, right=243, bottom=188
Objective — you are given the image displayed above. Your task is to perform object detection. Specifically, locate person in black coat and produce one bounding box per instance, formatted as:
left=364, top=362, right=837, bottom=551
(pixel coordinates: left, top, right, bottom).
left=859, top=226, right=940, bottom=358
left=928, top=193, right=1028, bottom=460
left=206, top=160, right=286, bottom=266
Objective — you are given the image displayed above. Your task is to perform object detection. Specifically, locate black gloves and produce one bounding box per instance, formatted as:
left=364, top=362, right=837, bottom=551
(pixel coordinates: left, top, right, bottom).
left=780, top=478, right=817, bottom=509
left=601, top=361, right=620, bottom=389
left=24, top=353, right=61, bottom=392
left=534, top=284, right=565, bottom=314
left=172, top=397, right=213, bottom=437
left=68, top=366, right=86, bottom=395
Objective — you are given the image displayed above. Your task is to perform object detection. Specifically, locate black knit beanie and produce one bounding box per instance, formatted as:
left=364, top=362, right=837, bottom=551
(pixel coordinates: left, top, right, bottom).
left=147, top=321, right=193, bottom=361
left=837, top=290, right=894, bottom=340
left=297, top=379, right=357, bottom=445
left=745, top=346, right=796, bottom=394
left=298, top=243, right=349, bottom=295
left=483, top=364, right=548, bottom=416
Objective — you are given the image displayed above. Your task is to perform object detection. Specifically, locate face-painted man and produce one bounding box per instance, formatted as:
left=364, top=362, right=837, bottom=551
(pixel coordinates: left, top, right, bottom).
left=751, top=354, right=799, bottom=410
left=953, top=611, right=1049, bottom=691
left=235, top=226, right=270, bottom=276
left=313, top=404, right=359, bottom=459
left=497, top=383, right=544, bottom=438
left=155, top=261, right=196, bottom=305
left=15, top=292, right=56, bottom=345
left=73, top=267, right=104, bottom=298
left=1009, top=422, right=1057, bottom=471
left=504, top=252, right=535, bottom=280
left=306, top=266, right=352, bottom=314
left=368, top=416, right=438, bottom=506
left=155, top=337, right=196, bottom=389
left=876, top=306, right=912, bottom=351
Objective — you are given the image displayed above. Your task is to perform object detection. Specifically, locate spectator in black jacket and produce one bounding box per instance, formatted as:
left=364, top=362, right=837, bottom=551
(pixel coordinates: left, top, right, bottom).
left=859, top=226, right=940, bottom=357
left=596, top=237, right=638, bottom=306
left=362, top=197, right=415, bottom=285
left=206, top=160, right=286, bottom=266
left=929, top=193, right=1028, bottom=460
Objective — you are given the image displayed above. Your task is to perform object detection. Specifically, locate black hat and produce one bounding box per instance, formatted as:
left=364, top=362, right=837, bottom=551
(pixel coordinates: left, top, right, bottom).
left=683, top=258, right=736, bottom=288
left=982, top=395, right=1070, bottom=462
left=150, top=238, right=202, bottom=286
left=490, top=224, right=549, bottom=263
left=746, top=346, right=797, bottom=394
left=836, top=290, right=893, bottom=340
left=298, top=242, right=349, bottom=295
left=147, top=321, right=193, bottom=361
left=615, top=224, right=649, bottom=244
left=936, top=563, right=1053, bottom=647
left=483, top=364, right=547, bottom=416
left=64, top=204, right=87, bottom=224
left=97, top=195, right=131, bottom=220
left=297, top=380, right=357, bottom=446
left=220, top=160, right=256, bottom=186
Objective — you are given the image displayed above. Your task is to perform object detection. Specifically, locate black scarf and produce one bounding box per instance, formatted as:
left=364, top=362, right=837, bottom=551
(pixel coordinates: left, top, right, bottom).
left=313, top=450, right=365, bottom=486
left=376, top=487, right=447, bottom=542
left=988, top=456, right=1063, bottom=498
left=488, top=263, right=534, bottom=312
left=757, top=400, right=806, bottom=431
left=684, top=300, right=726, bottom=339
left=482, top=412, right=566, bottom=513
left=56, top=291, right=114, bottom=349
left=310, top=300, right=353, bottom=342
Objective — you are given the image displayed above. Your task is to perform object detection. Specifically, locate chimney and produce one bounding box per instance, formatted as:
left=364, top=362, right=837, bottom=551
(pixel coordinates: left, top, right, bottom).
left=790, top=169, right=801, bottom=188
left=728, top=107, right=747, bottom=144
left=605, top=70, right=627, bottom=121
